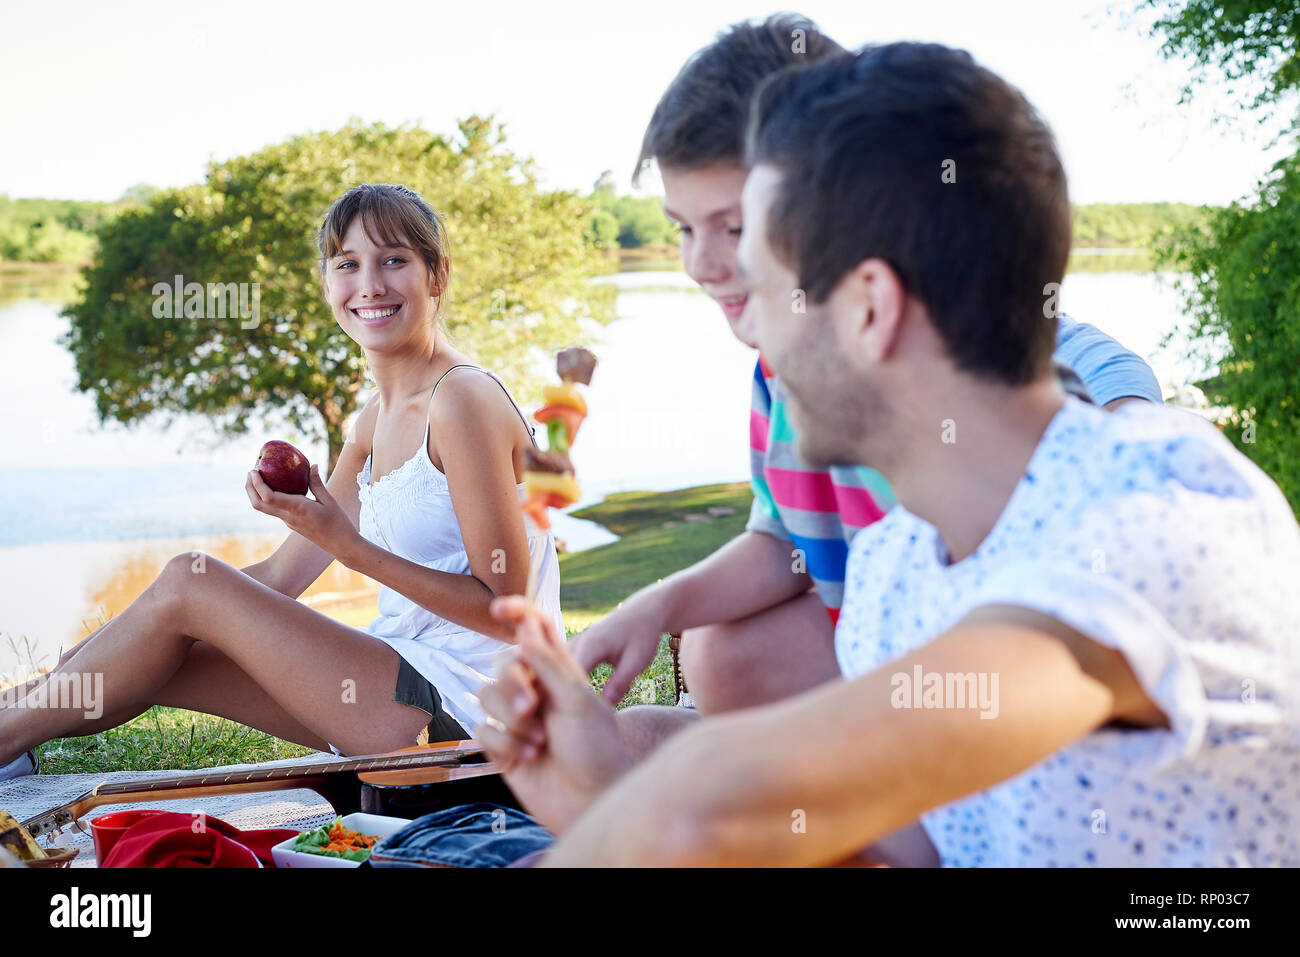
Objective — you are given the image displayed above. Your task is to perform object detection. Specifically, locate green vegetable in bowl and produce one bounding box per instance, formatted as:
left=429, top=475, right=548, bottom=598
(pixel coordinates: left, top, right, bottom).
left=292, top=816, right=378, bottom=862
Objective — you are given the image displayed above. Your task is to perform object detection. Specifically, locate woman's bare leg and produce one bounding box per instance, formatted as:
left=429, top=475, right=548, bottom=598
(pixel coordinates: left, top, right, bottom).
left=0, top=552, right=430, bottom=762
left=22, top=641, right=335, bottom=752
left=1, top=626, right=151, bottom=740
left=149, top=641, right=335, bottom=751
left=6, top=612, right=349, bottom=752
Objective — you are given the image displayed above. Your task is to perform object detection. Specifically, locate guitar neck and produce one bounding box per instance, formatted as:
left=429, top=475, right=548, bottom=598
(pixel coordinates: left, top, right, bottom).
left=21, top=743, right=484, bottom=841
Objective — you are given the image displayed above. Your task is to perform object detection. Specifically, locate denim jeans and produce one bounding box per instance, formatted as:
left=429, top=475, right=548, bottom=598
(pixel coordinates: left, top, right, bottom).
left=368, top=802, right=554, bottom=868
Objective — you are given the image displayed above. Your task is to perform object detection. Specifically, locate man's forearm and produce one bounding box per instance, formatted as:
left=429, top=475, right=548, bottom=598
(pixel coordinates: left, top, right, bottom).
left=650, top=530, right=812, bottom=635
left=544, top=620, right=1117, bottom=866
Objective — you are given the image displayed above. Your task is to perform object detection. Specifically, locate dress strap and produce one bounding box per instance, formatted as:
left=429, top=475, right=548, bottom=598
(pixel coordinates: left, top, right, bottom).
left=426, top=364, right=538, bottom=447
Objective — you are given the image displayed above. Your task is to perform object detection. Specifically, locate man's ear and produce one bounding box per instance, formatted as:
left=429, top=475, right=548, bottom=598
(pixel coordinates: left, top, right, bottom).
left=846, top=257, right=907, bottom=363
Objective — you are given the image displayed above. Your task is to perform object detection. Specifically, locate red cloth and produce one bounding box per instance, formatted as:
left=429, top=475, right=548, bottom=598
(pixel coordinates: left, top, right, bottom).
left=100, top=811, right=300, bottom=868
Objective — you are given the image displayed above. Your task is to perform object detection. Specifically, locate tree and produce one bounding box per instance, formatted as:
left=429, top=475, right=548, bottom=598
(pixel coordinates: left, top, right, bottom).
left=1142, top=1, right=1300, bottom=514
left=1140, top=0, right=1299, bottom=122
left=584, top=181, right=678, bottom=250
left=592, top=170, right=617, bottom=194
left=612, top=195, right=677, bottom=248
left=586, top=208, right=620, bottom=249
left=1160, top=153, right=1300, bottom=511
left=60, top=118, right=617, bottom=474
left=119, top=183, right=159, bottom=207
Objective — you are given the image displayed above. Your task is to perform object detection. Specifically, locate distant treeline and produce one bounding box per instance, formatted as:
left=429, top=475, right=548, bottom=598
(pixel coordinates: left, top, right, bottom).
left=1070, top=202, right=1210, bottom=248
left=585, top=185, right=676, bottom=250
left=0, top=187, right=1212, bottom=264
left=0, top=187, right=155, bottom=264
left=590, top=190, right=1214, bottom=252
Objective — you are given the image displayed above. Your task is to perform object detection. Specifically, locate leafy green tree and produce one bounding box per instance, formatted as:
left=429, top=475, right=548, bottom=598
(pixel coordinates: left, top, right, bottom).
left=60, top=117, right=616, bottom=474
left=1141, top=0, right=1299, bottom=120
left=586, top=208, right=620, bottom=249
left=1143, top=1, right=1300, bottom=514
left=119, top=183, right=159, bottom=208
left=585, top=171, right=621, bottom=249
left=28, top=220, right=96, bottom=263
left=1159, top=153, right=1300, bottom=511
left=592, top=170, right=618, bottom=194
left=612, top=195, right=677, bottom=248
left=584, top=179, right=677, bottom=249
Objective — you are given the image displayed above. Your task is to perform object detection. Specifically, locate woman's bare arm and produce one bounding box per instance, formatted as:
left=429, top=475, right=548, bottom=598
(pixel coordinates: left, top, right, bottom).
left=333, top=371, right=531, bottom=641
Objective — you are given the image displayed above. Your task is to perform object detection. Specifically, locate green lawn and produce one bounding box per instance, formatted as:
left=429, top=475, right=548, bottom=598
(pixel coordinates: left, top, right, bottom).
left=32, top=481, right=753, bottom=774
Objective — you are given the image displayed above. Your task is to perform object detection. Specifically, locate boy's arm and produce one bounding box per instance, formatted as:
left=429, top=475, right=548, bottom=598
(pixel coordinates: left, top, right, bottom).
left=570, top=356, right=810, bottom=699
left=1054, top=314, right=1163, bottom=407
left=544, top=605, right=1160, bottom=866
left=571, top=529, right=811, bottom=701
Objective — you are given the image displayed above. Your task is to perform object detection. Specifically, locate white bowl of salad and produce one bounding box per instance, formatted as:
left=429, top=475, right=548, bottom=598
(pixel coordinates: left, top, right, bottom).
left=271, top=813, right=411, bottom=868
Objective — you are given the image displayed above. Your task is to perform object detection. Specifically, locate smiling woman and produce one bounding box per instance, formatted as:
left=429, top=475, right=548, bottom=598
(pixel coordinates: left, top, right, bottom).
left=0, top=183, right=564, bottom=777
left=317, top=182, right=453, bottom=336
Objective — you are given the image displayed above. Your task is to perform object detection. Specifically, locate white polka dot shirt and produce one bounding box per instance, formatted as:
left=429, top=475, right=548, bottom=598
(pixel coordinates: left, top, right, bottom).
left=836, top=397, right=1300, bottom=866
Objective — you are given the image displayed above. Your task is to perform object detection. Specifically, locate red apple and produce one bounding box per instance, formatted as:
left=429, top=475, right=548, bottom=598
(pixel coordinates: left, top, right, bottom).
left=256, top=440, right=310, bottom=495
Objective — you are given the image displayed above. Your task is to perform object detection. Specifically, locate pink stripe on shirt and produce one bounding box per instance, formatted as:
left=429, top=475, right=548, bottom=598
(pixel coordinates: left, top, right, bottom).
left=833, top=485, right=890, bottom=528
left=766, top=468, right=890, bottom=527
left=766, top=467, right=841, bottom=513
left=750, top=410, right=770, bottom=452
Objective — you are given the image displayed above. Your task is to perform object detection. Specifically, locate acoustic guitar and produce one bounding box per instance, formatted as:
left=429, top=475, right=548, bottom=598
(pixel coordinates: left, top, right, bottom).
left=20, top=740, right=516, bottom=846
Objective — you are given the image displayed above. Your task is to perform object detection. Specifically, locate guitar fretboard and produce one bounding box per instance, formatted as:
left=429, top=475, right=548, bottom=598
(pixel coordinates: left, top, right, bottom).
left=89, top=746, right=482, bottom=797
left=21, top=744, right=487, bottom=840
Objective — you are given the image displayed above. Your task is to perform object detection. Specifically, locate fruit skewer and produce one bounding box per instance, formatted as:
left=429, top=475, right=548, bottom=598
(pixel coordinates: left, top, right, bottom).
left=521, top=348, right=596, bottom=601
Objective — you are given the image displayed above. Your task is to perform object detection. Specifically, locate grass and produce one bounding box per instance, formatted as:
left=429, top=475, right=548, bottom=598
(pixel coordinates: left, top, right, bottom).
left=30, top=481, right=754, bottom=775
left=35, top=707, right=316, bottom=775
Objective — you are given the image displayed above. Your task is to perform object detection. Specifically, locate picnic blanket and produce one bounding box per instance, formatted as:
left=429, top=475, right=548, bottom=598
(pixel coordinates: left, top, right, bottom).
left=0, top=751, right=349, bottom=868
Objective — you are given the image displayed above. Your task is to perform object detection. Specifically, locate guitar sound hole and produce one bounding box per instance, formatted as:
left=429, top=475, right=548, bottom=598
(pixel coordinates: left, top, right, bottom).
left=361, top=774, right=521, bottom=819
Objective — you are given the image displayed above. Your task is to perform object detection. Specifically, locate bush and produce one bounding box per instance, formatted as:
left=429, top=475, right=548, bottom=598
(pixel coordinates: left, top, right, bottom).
left=1158, top=143, right=1300, bottom=515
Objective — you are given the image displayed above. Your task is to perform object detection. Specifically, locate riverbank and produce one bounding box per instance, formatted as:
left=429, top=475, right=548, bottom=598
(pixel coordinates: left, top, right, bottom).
left=28, top=481, right=752, bottom=774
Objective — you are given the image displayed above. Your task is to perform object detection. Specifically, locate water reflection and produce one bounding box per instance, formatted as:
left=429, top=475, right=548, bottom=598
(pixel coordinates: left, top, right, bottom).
left=0, top=532, right=379, bottom=681
left=0, top=265, right=82, bottom=307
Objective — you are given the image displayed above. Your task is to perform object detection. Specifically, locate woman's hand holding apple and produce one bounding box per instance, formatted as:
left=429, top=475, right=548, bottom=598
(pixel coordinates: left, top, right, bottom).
left=246, top=455, right=363, bottom=565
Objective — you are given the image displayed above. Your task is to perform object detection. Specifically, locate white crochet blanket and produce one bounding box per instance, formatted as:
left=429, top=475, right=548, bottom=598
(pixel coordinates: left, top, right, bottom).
left=0, top=752, right=349, bottom=867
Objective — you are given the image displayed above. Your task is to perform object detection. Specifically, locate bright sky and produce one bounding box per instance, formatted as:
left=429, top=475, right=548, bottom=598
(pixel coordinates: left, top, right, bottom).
left=2, top=0, right=1291, bottom=206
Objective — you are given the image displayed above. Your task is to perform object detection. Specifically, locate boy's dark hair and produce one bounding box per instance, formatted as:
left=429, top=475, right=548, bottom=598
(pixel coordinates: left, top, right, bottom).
left=745, top=42, right=1072, bottom=385
left=632, top=12, right=847, bottom=186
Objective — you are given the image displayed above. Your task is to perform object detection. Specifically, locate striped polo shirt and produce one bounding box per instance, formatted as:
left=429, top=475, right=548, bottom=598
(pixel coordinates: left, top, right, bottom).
left=745, top=315, right=1164, bottom=625
left=745, top=354, right=894, bottom=626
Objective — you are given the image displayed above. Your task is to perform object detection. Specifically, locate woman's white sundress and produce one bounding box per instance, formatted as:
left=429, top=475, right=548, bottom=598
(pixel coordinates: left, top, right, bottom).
left=346, top=365, right=564, bottom=741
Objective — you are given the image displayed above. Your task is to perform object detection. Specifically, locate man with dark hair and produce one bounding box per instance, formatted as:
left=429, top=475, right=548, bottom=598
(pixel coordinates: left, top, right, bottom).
left=477, top=41, right=1300, bottom=866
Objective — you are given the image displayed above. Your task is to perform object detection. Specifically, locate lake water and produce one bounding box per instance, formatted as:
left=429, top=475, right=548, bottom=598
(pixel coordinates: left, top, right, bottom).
left=0, top=261, right=1209, bottom=677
